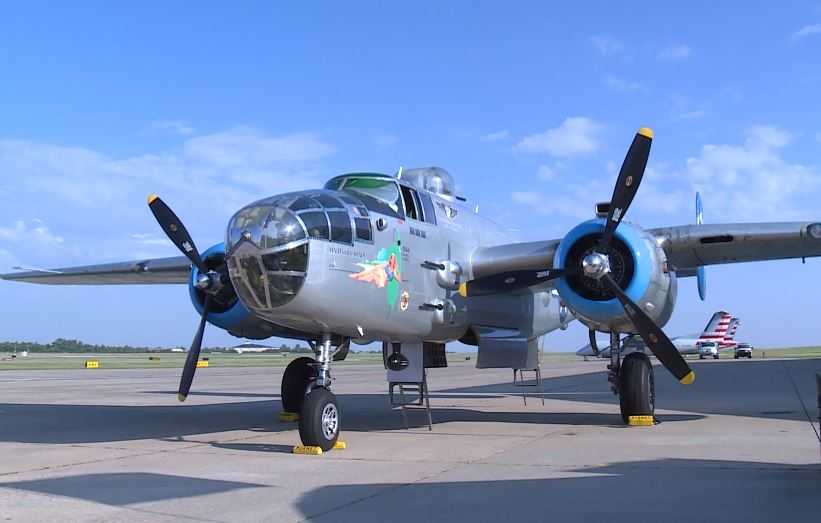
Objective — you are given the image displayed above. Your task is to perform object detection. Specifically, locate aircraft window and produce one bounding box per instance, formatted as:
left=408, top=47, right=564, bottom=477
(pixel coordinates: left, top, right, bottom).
left=400, top=185, right=420, bottom=221
left=338, top=194, right=362, bottom=206
left=267, top=275, right=305, bottom=306
left=356, top=206, right=369, bottom=217
left=298, top=211, right=330, bottom=240
left=412, top=190, right=425, bottom=222
left=339, top=177, right=403, bottom=218
left=327, top=211, right=353, bottom=243
left=259, top=207, right=306, bottom=249
left=354, top=217, right=372, bottom=242
left=419, top=193, right=437, bottom=225
left=315, top=194, right=344, bottom=209
left=290, top=196, right=321, bottom=212
left=262, top=244, right=308, bottom=273
left=237, top=256, right=267, bottom=308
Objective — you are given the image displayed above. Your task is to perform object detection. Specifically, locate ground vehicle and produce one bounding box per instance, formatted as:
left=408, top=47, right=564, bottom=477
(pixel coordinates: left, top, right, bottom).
left=734, top=343, right=754, bottom=359
left=698, top=341, right=720, bottom=360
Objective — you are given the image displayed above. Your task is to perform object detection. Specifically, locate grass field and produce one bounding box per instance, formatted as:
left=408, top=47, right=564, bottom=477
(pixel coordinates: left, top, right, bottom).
left=0, top=347, right=817, bottom=371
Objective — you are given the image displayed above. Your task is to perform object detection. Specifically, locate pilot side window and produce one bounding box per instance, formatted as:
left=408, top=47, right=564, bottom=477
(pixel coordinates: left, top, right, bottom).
left=419, top=192, right=437, bottom=225
left=327, top=211, right=353, bottom=244
left=299, top=211, right=330, bottom=240
left=400, top=185, right=421, bottom=221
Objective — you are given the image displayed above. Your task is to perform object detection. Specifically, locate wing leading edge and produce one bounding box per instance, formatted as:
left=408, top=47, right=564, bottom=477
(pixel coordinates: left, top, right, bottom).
left=0, top=256, right=192, bottom=285
left=650, top=222, right=821, bottom=270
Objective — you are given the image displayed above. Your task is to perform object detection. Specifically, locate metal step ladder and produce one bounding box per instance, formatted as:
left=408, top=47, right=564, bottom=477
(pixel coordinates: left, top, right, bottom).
left=513, top=367, right=545, bottom=406
left=389, top=368, right=433, bottom=431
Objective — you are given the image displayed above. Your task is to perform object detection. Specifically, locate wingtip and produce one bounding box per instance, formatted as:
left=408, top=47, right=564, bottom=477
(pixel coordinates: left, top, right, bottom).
left=679, top=370, right=695, bottom=385
left=148, top=193, right=159, bottom=204
left=638, top=127, right=654, bottom=139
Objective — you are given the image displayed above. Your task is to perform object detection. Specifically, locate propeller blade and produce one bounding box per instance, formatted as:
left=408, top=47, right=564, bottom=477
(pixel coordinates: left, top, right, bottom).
left=600, top=128, right=653, bottom=248
left=601, top=274, right=694, bottom=384
left=147, top=194, right=205, bottom=272
left=178, top=295, right=211, bottom=402
left=458, top=269, right=567, bottom=298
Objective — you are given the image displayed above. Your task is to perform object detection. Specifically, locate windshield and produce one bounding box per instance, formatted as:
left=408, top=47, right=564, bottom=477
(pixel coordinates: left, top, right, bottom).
left=339, top=177, right=402, bottom=217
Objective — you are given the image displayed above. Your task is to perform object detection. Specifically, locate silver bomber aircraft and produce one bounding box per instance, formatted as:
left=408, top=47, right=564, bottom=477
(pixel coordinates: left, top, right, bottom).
left=4, top=128, right=821, bottom=449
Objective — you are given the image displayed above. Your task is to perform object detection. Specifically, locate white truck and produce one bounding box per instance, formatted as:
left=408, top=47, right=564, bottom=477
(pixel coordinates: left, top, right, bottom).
left=698, top=341, right=720, bottom=360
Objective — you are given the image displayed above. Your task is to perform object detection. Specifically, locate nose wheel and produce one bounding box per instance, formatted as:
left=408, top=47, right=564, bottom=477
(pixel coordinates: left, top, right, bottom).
left=298, top=387, right=340, bottom=451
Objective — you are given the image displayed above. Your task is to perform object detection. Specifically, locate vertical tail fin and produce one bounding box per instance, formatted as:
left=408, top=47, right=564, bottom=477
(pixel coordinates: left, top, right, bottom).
left=699, top=311, right=732, bottom=343
left=721, top=317, right=740, bottom=347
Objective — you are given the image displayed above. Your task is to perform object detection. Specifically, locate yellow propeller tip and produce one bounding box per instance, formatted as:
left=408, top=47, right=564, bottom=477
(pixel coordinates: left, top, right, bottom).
left=177, top=393, right=187, bottom=402
left=458, top=281, right=468, bottom=298
left=638, top=127, right=654, bottom=139
left=679, top=370, right=695, bottom=385
left=147, top=193, right=159, bottom=204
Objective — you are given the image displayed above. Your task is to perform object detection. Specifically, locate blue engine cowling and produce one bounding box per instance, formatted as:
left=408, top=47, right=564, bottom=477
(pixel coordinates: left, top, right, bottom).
left=553, top=219, right=677, bottom=332
left=188, top=243, right=277, bottom=340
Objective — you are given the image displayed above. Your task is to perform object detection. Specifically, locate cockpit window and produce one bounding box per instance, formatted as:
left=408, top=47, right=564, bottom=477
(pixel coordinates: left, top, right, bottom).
left=339, top=177, right=403, bottom=218
left=259, top=207, right=305, bottom=249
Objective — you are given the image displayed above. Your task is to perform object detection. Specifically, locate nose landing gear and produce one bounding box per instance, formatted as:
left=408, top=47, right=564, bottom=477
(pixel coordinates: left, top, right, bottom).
left=281, top=334, right=345, bottom=452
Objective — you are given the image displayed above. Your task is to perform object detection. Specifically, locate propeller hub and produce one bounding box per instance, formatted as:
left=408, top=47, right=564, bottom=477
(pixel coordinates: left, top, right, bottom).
left=582, top=252, right=610, bottom=280
left=194, top=271, right=224, bottom=294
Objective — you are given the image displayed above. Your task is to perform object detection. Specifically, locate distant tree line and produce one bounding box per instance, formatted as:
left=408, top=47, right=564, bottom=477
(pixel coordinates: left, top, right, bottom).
left=0, top=338, right=311, bottom=354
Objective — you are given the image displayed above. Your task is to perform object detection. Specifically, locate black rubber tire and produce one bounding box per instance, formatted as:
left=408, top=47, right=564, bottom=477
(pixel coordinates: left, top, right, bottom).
left=619, top=353, right=655, bottom=424
left=699, top=355, right=704, bottom=360
left=298, top=387, right=340, bottom=451
left=713, top=354, right=719, bottom=360
left=734, top=355, right=739, bottom=359
left=281, top=357, right=316, bottom=414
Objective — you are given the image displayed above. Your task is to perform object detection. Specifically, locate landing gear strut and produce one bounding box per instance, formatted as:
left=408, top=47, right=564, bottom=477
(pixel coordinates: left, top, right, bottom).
left=296, top=334, right=341, bottom=451
left=607, top=331, right=655, bottom=424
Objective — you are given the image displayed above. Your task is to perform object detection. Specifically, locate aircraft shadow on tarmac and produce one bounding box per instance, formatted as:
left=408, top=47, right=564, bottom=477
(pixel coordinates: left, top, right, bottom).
left=293, top=458, right=821, bottom=523
left=0, top=472, right=266, bottom=506
left=441, top=358, right=821, bottom=424
left=1, top=358, right=816, bottom=446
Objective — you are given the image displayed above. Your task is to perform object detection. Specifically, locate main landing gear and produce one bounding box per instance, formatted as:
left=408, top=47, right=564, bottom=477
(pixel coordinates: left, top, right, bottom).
left=280, top=334, right=342, bottom=452
left=605, top=331, right=655, bottom=425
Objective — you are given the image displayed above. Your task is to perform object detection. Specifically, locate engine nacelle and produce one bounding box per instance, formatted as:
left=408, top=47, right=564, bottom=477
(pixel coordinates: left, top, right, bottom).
left=553, top=219, right=677, bottom=333
left=189, top=243, right=278, bottom=340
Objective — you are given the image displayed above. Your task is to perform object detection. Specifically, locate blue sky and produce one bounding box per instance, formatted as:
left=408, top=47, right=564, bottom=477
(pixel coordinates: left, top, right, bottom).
left=2, top=2, right=821, bottom=350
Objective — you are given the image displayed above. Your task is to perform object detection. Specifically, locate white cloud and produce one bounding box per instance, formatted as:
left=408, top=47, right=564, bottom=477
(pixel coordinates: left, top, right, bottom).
left=604, top=75, right=643, bottom=92
left=129, top=233, right=173, bottom=247
left=151, top=120, right=195, bottom=136
left=791, top=24, right=821, bottom=41
left=0, top=220, right=64, bottom=246
left=183, top=127, right=335, bottom=168
left=685, top=125, right=819, bottom=220
left=0, top=127, right=336, bottom=266
left=815, top=132, right=821, bottom=144
left=480, top=130, right=510, bottom=143
left=590, top=35, right=625, bottom=55
left=658, top=44, right=691, bottom=61
left=514, top=117, right=601, bottom=157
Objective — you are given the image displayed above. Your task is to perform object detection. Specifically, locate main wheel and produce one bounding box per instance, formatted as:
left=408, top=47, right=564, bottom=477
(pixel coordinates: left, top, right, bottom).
left=298, top=387, right=340, bottom=451
left=281, top=357, right=316, bottom=414
left=619, top=353, right=655, bottom=424
left=713, top=354, right=719, bottom=360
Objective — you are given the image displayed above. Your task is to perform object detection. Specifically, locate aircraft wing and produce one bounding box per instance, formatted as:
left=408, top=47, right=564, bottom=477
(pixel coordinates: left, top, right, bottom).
left=467, top=222, right=821, bottom=281
left=650, top=222, right=821, bottom=269
left=0, top=256, right=191, bottom=285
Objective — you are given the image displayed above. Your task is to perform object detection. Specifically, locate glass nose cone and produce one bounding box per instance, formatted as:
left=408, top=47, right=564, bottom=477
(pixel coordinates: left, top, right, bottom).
left=225, top=202, right=308, bottom=313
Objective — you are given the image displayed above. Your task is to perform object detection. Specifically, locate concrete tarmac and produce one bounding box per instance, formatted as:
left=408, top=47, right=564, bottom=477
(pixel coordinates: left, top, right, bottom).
left=0, top=357, right=819, bottom=522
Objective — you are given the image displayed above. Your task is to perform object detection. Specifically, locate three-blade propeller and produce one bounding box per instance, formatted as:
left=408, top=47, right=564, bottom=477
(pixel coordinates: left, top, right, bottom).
left=459, top=128, right=694, bottom=385
left=148, top=194, right=213, bottom=401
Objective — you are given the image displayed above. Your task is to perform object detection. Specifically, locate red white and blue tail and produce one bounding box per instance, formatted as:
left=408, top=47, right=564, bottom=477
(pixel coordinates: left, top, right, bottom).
left=720, top=317, right=740, bottom=348
left=698, top=311, right=732, bottom=345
